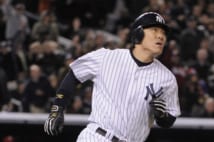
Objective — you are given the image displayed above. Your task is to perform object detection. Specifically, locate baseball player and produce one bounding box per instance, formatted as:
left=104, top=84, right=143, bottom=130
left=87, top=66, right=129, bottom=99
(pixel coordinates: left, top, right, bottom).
left=44, top=12, right=181, bottom=142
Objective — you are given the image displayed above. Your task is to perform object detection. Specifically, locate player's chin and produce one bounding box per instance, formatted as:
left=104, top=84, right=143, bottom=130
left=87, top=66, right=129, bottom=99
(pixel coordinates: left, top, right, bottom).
left=153, top=48, right=163, bottom=57
left=155, top=44, right=164, bottom=50
left=154, top=52, right=163, bottom=58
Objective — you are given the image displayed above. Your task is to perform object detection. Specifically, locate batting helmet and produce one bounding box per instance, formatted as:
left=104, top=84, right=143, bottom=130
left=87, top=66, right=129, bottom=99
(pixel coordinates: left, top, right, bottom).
left=131, top=12, right=169, bottom=44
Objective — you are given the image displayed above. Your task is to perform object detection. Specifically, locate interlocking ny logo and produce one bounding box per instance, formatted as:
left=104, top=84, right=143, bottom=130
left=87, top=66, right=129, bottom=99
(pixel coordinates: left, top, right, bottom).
left=144, top=83, right=163, bottom=100
left=156, top=15, right=164, bottom=23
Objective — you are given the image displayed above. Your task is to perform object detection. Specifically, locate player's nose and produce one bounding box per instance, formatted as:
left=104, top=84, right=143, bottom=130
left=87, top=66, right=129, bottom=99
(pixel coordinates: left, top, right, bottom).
left=157, top=32, right=166, bottom=42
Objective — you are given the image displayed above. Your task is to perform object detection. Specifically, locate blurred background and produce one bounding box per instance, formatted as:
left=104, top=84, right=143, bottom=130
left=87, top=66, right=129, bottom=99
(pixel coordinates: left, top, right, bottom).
left=0, top=0, right=213, bottom=141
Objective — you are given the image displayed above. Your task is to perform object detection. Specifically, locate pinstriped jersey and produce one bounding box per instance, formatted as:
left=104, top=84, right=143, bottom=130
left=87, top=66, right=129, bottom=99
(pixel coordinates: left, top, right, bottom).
left=70, top=48, right=181, bottom=142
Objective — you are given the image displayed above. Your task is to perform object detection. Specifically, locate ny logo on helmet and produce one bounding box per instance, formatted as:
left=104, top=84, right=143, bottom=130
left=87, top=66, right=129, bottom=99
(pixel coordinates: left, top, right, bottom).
left=156, top=15, right=164, bottom=23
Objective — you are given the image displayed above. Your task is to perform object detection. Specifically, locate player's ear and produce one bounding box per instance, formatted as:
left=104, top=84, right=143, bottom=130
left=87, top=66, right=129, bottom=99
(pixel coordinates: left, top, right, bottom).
left=131, top=25, right=144, bottom=44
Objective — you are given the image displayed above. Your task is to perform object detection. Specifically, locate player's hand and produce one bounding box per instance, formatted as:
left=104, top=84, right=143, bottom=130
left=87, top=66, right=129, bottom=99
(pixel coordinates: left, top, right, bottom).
left=150, top=98, right=167, bottom=118
left=44, top=105, right=64, bottom=136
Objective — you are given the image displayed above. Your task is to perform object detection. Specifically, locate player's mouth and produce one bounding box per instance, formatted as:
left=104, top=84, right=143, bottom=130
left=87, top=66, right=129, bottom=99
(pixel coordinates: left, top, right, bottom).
left=155, top=42, right=163, bottom=47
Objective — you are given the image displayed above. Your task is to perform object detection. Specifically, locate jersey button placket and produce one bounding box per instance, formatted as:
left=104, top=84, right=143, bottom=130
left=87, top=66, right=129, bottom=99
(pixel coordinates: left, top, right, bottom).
left=134, top=68, right=141, bottom=80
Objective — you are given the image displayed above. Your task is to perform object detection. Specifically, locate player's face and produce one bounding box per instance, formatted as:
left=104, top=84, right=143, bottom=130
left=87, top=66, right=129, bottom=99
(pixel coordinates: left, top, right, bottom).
left=141, top=27, right=167, bottom=57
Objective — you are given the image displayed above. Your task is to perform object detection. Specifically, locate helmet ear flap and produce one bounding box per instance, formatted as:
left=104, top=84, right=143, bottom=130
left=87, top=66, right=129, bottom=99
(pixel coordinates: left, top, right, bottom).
left=131, top=25, right=144, bottom=44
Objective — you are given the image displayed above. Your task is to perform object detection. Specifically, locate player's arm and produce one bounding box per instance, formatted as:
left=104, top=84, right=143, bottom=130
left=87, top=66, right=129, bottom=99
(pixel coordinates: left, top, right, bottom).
left=54, top=69, right=80, bottom=108
left=44, top=48, right=105, bottom=135
left=44, top=69, right=80, bottom=136
left=150, top=99, right=176, bottom=128
left=151, top=75, right=180, bottom=128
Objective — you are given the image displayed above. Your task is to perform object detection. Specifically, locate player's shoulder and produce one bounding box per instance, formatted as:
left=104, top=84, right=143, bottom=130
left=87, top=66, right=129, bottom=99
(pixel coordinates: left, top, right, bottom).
left=94, top=47, right=129, bottom=54
left=154, top=59, right=176, bottom=79
left=89, top=47, right=126, bottom=53
left=77, top=47, right=128, bottom=61
left=84, top=47, right=109, bottom=57
left=90, top=47, right=108, bottom=53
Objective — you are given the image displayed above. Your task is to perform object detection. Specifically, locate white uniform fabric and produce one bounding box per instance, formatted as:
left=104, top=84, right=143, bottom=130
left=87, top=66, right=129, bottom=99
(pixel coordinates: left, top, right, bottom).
left=77, top=123, right=127, bottom=142
left=76, top=125, right=110, bottom=142
left=70, top=48, right=181, bottom=142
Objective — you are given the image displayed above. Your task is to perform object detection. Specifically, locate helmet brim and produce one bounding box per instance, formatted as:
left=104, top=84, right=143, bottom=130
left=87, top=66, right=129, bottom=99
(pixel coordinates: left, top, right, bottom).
left=143, top=23, right=170, bottom=34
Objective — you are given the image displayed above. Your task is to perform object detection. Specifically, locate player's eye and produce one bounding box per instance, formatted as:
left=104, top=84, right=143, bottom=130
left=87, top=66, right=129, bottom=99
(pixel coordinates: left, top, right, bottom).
left=152, top=27, right=166, bottom=35
left=150, top=27, right=158, bottom=32
left=160, top=28, right=166, bottom=35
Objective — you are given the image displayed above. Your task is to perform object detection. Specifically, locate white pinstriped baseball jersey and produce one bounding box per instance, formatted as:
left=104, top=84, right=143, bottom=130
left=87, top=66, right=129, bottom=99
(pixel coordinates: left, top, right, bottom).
left=70, top=48, right=181, bottom=142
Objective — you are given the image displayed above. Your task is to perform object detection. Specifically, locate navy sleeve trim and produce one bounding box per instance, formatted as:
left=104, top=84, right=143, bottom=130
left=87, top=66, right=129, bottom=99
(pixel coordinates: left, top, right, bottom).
left=53, top=69, right=80, bottom=108
left=155, top=113, right=176, bottom=128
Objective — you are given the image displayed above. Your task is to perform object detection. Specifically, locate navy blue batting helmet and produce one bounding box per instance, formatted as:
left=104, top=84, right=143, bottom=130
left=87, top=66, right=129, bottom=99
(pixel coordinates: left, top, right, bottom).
left=131, top=12, right=169, bottom=44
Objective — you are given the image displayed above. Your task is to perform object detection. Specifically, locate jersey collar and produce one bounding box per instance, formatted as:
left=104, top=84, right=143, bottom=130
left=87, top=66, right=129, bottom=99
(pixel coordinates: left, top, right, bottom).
left=129, top=48, right=153, bottom=67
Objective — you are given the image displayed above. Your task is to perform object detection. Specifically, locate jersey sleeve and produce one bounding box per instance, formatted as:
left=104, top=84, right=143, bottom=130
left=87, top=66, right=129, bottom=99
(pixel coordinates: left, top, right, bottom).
left=69, top=48, right=106, bottom=83
left=163, top=76, right=181, bottom=117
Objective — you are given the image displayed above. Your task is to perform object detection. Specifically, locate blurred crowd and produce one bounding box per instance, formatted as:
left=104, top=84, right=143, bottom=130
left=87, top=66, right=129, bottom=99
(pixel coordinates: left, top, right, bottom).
left=0, top=0, right=213, bottom=118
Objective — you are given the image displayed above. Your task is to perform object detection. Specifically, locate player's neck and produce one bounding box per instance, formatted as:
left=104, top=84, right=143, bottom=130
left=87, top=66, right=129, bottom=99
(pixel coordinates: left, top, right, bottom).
left=132, top=46, right=154, bottom=63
